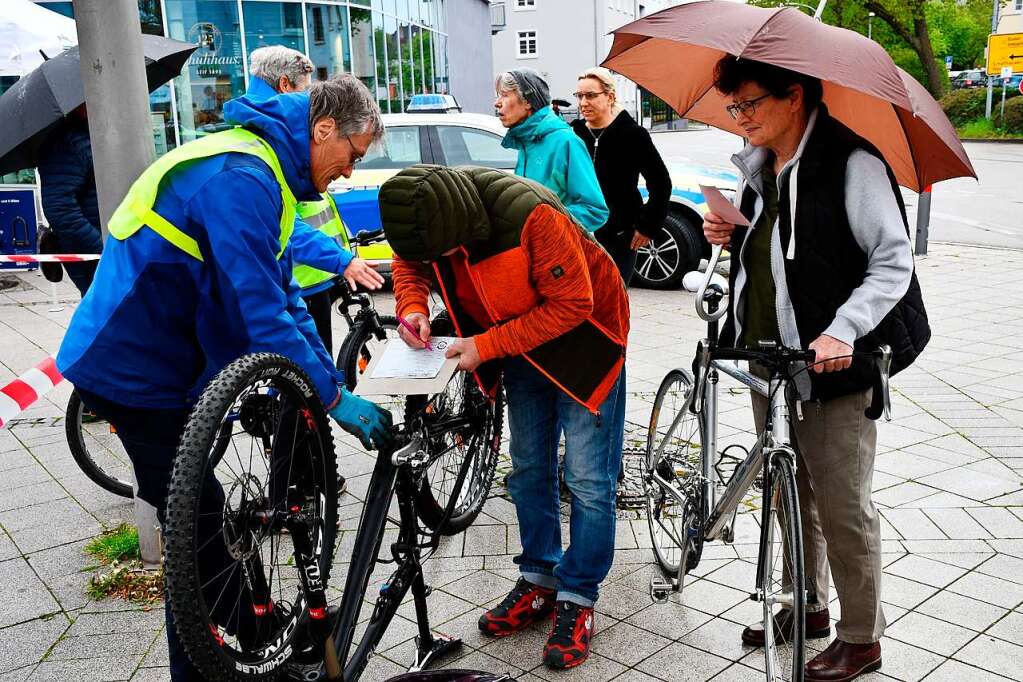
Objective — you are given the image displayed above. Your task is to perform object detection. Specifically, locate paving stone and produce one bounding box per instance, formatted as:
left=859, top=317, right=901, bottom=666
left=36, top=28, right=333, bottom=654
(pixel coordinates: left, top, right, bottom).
left=917, top=468, right=1022, bottom=503
left=922, top=508, right=991, bottom=540
left=922, top=659, right=1014, bottom=682
left=625, top=601, right=712, bottom=641
left=0, top=559, right=60, bottom=628
left=871, top=637, right=945, bottom=681
left=916, top=590, right=1009, bottom=633
left=28, top=657, right=136, bottom=681
left=984, top=610, right=1023, bottom=647
left=0, top=615, right=70, bottom=673
left=884, top=555, right=967, bottom=589
left=438, top=569, right=515, bottom=608
left=590, top=621, right=671, bottom=667
left=967, top=508, right=1023, bottom=539
left=946, top=572, right=1023, bottom=609
left=953, top=634, right=1023, bottom=679
left=881, top=509, right=945, bottom=540
left=636, top=642, right=731, bottom=682
left=884, top=611, right=976, bottom=656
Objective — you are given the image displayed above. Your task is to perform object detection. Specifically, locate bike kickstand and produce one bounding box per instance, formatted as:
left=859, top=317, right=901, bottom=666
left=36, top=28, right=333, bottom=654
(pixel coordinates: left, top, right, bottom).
left=406, top=567, right=462, bottom=672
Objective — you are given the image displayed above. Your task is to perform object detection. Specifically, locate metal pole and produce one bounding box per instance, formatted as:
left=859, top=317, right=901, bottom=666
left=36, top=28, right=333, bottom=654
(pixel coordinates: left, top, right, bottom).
left=72, top=0, right=162, bottom=568
left=915, top=184, right=932, bottom=256
left=1001, top=80, right=1007, bottom=123
left=986, top=0, right=1000, bottom=119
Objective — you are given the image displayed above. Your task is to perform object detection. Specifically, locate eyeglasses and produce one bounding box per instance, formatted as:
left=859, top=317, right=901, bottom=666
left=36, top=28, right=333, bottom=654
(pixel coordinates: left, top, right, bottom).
left=573, top=91, right=607, bottom=101
left=346, top=134, right=364, bottom=165
left=725, top=93, right=772, bottom=120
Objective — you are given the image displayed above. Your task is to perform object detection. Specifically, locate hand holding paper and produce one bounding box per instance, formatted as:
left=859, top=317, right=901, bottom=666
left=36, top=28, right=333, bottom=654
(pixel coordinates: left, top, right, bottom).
left=700, top=184, right=750, bottom=227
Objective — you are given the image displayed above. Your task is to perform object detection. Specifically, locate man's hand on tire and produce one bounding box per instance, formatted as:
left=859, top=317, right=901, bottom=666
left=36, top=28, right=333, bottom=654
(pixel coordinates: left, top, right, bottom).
left=329, top=388, right=394, bottom=450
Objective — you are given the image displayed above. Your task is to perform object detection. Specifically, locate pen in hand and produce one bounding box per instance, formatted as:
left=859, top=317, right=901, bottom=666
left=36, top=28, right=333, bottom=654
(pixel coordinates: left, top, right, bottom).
left=397, top=315, right=433, bottom=351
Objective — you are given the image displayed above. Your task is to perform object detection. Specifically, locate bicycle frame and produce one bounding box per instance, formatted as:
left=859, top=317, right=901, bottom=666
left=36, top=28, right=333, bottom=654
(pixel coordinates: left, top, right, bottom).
left=286, top=411, right=490, bottom=681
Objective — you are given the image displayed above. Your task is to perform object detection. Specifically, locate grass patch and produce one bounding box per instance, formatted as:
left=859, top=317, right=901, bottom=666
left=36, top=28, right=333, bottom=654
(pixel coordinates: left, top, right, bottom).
left=957, top=117, right=1023, bottom=139
left=84, top=524, right=163, bottom=604
left=85, top=523, right=140, bottom=564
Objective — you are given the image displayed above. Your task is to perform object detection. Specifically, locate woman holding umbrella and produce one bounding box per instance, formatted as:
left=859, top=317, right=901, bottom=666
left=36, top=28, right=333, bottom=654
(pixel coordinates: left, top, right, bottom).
left=702, top=56, right=930, bottom=681
left=602, top=4, right=974, bottom=679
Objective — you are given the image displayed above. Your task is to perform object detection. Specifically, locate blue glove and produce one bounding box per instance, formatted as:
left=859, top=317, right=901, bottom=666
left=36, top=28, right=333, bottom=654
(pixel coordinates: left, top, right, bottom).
left=328, top=388, right=394, bottom=450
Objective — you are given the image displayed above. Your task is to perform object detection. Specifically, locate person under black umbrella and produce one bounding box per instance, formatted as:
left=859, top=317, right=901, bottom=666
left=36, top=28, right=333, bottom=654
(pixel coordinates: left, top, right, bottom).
left=36, top=104, right=101, bottom=294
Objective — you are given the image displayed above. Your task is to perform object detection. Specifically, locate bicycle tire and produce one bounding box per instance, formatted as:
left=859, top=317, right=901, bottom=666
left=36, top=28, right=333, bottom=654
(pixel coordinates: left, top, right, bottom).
left=645, top=368, right=704, bottom=576
left=164, top=353, right=338, bottom=682
left=65, top=390, right=134, bottom=498
left=760, top=453, right=805, bottom=682
left=407, top=373, right=503, bottom=535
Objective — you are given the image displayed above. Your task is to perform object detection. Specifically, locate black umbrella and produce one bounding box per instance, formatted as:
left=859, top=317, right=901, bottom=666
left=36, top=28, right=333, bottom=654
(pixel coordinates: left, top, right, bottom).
left=0, top=34, right=197, bottom=175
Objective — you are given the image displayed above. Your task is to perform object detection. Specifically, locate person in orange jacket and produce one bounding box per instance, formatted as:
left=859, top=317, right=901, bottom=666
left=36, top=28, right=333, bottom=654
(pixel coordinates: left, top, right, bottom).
left=380, top=164, right=628, bottom=670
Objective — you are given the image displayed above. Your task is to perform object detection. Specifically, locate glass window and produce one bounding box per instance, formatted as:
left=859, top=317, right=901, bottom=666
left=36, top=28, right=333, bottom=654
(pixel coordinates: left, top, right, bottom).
left=350, top=7, right=377, bottom=96
left=418, top=0, right=431, bottom=26
left=165, top=0, right=246, bottom=143
left=306, top=3, right=350, bottom=80
left=437, top=126, right=516, bottom=169
left=433, top=33, right=448, bottom=94
left=37, top=2, right=74, bottom=19
left=373, top=11, right=389, bottom=113
left=400, top=22, right=415, bottom=103
left=36, top=1, right=163, bottom=34
left=242, top=1, right=304, bottom=60
left=150, top=83, right=177, bottom=153
left=420, top=30, right=434, bottom=94
left=384, top=14, right=401, bottom=112
left=360, top=126, right=421, bottom=169
left=517, top=31, right=537, bottom=58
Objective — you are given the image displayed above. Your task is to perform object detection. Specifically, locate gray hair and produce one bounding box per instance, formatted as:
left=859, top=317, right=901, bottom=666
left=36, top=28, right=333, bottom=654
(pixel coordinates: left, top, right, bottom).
left=249, top=45, right=313, bottom=91
left=307, top=74, right=384, bottom=141
left=495, top=72, right=522, bottom=100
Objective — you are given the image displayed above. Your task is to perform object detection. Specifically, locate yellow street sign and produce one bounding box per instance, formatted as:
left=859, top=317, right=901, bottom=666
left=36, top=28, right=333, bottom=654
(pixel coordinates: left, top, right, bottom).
left=987, top=33, right=1023, bottom=76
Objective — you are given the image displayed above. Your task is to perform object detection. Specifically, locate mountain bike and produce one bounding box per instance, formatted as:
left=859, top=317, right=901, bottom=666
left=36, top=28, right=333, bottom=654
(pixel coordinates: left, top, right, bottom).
left=644, top=245, right=893, bottom=682
left=163, top=351, right=504, bottom=681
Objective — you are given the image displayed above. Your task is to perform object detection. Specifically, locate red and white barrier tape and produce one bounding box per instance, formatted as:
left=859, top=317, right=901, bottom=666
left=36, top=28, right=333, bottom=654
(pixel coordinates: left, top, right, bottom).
left=0, top=254, right=101, bottom=263
left=0, top=356, right=63, bottom=429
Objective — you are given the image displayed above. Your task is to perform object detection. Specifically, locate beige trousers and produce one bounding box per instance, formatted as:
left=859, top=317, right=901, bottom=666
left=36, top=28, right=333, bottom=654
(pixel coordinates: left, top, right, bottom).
left=751, top=370, right=886, bottom=644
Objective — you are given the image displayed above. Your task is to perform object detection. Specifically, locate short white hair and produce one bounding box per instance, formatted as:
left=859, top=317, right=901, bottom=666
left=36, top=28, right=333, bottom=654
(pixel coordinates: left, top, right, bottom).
left=249, top=46, right=313, bottom=91
left=578, top=66, right=621, bottom=114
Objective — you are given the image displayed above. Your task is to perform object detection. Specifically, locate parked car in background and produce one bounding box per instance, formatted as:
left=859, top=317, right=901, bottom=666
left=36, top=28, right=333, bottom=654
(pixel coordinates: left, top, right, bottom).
left=999, top=74, right=1022, bottom=92
left=952, top=69, right=987, bottom=89
left=330, top=113, right=737, bottom=289
left=406, top=94, right=461, bottom=113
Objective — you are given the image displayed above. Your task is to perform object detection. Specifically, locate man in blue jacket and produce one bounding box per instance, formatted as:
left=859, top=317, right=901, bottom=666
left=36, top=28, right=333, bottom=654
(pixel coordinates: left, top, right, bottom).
left=38, top=106, right=102, bottom=295
left=57, top=74, right=391, bottom=681
left=244, top=45, right=384, bottom=356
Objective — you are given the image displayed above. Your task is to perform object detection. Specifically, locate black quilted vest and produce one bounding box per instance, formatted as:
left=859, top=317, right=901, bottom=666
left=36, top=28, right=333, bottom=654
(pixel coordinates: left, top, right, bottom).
left=721, top=110, right=930, bottom=402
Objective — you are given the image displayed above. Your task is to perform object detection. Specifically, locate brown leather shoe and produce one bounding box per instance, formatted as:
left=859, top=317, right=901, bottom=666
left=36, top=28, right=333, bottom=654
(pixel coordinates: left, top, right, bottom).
left=805, top=639, right=882, bottom=682
left=741, top=608, right=831, bottom=647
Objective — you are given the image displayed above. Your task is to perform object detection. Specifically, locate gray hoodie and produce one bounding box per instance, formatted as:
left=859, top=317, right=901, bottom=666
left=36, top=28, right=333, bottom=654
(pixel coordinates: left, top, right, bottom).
left=729, top=108, right=914, bottom=399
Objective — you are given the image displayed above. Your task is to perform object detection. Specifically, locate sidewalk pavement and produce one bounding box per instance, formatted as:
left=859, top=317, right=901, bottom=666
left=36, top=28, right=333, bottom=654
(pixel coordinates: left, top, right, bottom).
left=0, top=241, right=1021, bottom=681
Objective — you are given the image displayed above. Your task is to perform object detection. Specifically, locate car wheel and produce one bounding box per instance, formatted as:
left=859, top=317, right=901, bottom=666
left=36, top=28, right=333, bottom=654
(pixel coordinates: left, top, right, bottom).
left=633, top=212, right=703, bottom=290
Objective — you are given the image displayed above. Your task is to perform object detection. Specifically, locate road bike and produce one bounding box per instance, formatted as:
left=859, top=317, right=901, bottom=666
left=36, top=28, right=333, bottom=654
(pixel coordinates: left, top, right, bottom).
left=163, top=350, right=504, bottom=681
left=644, top=245, right=892, bottom=682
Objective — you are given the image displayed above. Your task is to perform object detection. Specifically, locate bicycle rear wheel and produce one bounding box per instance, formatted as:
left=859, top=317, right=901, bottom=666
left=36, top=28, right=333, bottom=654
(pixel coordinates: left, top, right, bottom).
left=759, top=453, right=805, bottom=682
left=406, top=372, right=503, bottom=535
left=65, top=390, right=134, bottom=498
left=164, top=353, right=338, bottom=681
left=645, top=369, right=704, bottom=576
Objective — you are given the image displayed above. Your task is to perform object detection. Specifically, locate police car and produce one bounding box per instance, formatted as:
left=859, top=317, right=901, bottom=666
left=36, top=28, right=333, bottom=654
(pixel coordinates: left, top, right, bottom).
left=330, top=113, right=737, bottom=289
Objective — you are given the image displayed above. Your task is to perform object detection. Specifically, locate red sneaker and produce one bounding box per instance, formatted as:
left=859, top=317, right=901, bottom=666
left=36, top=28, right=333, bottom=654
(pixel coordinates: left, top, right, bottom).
left=478, top=577, right=555, bottom=637
left=543, top=601, right=595, bottom=669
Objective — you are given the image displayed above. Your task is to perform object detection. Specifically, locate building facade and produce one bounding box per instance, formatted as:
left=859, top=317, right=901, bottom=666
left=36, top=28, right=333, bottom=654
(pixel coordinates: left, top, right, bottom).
left=490, top=0, right=683, bottom=120
left=997, top=0, right=1023, bottom=34
left=29, top=0, right=493, bottom=157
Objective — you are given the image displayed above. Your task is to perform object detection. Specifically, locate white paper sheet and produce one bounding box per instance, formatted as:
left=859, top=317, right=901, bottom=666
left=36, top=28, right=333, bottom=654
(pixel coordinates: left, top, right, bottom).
left=370, top=337, right=458, bottom=379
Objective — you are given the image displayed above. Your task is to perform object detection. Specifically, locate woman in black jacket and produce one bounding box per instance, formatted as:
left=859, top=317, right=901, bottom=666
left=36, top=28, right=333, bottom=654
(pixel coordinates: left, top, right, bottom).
left=570, top=67, right=671, bottom=286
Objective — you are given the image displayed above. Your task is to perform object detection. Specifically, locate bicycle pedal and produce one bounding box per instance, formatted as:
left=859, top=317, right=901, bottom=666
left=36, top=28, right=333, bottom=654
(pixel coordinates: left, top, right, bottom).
left=649, top=577, right=673, bottom=603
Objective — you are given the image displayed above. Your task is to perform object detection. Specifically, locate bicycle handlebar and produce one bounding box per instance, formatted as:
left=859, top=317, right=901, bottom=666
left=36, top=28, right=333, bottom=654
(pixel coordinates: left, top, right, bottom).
left=350, top=228, right=386, bottom=247
left=694, top=244, right=729, bottom=322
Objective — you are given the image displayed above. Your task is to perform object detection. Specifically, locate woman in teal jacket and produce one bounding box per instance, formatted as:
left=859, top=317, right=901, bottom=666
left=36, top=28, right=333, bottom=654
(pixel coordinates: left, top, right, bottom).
left=496, top=68, right=608, bottom=231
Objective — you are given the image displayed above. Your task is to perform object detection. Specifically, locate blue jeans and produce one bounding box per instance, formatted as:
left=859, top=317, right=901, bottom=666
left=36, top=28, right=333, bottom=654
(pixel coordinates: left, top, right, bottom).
left=504, top=357, right=626, bottom=607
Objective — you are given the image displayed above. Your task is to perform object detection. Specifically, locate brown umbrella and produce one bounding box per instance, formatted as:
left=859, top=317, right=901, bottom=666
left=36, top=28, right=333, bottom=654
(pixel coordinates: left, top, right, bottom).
left=602, top=1, right=976, bottom=191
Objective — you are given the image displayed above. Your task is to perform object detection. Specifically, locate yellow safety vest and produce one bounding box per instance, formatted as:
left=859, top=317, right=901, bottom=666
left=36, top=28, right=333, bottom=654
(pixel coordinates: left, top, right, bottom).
left=108, top=128, right=297, bottom=261
left=293, top=192, right=351, bottom=290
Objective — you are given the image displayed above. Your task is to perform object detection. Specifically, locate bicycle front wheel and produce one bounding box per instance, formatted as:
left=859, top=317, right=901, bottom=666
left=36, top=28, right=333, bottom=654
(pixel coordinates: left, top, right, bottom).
left=646, top=369, right=705, bottom=577
left=759, top=453, right=805, bottom=682
left=65, top=390, right=134, bottom=498
left=164, top=353, right=338, bottom=681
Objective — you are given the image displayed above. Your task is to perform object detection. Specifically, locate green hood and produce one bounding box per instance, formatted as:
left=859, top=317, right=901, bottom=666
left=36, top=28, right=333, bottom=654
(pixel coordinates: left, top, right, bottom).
left=379, top=165, right=491, bottom=262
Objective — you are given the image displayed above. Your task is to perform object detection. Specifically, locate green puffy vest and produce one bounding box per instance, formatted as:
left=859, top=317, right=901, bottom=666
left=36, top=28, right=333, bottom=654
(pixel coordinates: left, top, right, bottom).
left=108, top=128, right=297, bottom=261
left=293, top=192, right=350, bottom=290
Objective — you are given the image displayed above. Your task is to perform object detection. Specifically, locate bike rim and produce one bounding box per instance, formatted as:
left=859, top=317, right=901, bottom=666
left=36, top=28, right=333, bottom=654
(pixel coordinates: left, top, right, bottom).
left=761, top=464, right=804, bottom=681
left=193, top=375, right=331, bottom=672
left=423, top=374, right=496, bottom=518
left=71, top=396, right=134, bottom=494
